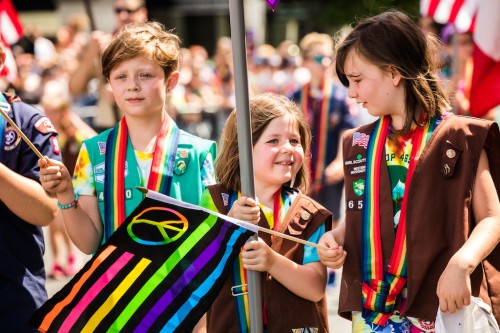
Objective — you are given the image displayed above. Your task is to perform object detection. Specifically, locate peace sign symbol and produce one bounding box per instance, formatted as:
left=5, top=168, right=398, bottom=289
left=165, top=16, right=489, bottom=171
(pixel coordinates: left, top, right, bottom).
left=127, top=206, right=188, bottom=246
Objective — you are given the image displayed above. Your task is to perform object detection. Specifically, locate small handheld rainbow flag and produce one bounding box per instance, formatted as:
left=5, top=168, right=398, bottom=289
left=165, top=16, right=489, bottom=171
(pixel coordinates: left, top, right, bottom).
left=30, top=191, right=257, bottom=332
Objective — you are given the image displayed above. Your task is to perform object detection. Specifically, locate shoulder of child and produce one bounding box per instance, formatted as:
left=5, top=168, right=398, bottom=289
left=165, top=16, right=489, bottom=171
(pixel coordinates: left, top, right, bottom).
left=179, top=129, right=216, bottom=153
left=294, top=191, right=332, bottom=219
left=83, top=128, right=112, bottom=145
left=179, top=129, right=215, bottom=145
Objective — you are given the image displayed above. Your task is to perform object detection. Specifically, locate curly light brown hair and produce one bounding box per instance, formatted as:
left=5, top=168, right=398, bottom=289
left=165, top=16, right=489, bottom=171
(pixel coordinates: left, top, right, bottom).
left=102, top=21, right=181, bottom=80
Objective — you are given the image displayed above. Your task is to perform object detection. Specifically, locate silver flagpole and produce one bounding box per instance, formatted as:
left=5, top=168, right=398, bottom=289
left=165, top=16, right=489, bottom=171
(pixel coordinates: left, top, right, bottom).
left=228, top=0, right=263, bottom=331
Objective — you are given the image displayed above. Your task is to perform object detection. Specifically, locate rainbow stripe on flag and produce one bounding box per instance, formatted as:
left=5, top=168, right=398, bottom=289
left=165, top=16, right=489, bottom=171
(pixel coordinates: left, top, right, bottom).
left=30, top=191, right=257, bottom=332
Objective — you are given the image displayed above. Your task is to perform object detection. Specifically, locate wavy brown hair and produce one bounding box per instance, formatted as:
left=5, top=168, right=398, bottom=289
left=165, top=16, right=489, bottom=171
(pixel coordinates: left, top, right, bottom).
left=102, top=21, right=181, bottom=80
left=335, top=10, right=450, bottom=135
left=215, top=93, right=311, bottom=193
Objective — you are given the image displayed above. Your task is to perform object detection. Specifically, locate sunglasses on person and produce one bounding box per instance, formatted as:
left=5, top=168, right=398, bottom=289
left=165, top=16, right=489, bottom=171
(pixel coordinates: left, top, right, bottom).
left=114, top=6, right=143, bottom=14
left=309, top=55, right=333, bottom=66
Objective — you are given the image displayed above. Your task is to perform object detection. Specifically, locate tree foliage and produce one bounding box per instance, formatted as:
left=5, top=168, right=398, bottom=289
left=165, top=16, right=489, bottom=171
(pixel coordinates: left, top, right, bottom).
left=286, top=0, right=420, bottom=32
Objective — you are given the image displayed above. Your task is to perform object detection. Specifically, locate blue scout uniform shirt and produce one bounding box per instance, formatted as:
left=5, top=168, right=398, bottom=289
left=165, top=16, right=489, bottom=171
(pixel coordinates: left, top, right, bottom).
left=0, top=93, right=61, bottom=332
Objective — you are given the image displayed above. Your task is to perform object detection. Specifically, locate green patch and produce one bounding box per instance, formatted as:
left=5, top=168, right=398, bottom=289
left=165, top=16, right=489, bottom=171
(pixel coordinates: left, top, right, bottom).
left=174, top=154, right=190, bottom=175
left=352, top=179, right=365, bottom=196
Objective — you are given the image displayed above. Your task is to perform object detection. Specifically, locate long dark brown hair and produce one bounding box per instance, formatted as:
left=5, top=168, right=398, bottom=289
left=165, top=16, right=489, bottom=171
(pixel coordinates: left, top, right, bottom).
left=335, top=10, right=450, bottom=135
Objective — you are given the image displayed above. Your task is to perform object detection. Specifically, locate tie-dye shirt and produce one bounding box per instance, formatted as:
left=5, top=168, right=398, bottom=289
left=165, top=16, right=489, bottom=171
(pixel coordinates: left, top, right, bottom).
left=72, top=142, right=215, bottom=197
left=385, top=131, right=413, bottom=228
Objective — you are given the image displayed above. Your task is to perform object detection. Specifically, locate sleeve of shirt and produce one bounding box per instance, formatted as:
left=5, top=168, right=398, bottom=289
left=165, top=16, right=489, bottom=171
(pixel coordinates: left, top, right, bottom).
left=72, top=143, right=96, bottom=196
left=302, top=224, right=326, bottom=265
left=200, top=152, right=216, bottom=190
left=16, top=111, right=61, bottom=182
left=199, top=188, right=219, bottom=213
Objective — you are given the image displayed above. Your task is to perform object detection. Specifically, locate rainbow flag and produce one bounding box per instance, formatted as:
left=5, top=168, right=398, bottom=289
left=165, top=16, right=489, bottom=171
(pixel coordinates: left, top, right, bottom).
left=30, top=191, right=257, bottom=332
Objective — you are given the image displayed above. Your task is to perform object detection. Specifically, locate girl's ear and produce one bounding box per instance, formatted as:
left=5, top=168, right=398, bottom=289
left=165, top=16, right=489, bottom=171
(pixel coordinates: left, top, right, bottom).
left=389, top=65, right=402, bottom=86
left=166, top=71, right=180, bottom=92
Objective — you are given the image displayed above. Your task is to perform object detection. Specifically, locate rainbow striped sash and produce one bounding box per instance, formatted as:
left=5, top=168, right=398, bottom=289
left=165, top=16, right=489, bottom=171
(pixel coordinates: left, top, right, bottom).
left=300, top=78, right=333, bottom=193
left=104, top=116, right=180, bottom=241
left=361, top=115, right=437, bottom=325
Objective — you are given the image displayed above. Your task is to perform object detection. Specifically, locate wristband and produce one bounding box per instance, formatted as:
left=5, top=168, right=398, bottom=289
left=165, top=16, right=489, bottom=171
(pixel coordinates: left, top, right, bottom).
left=57, top=193, right=79, bottom=209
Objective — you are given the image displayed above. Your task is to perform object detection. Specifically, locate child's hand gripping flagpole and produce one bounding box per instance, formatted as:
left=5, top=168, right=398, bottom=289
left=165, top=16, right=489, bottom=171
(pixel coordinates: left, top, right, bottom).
left=0, top=105, right=44, bottom=159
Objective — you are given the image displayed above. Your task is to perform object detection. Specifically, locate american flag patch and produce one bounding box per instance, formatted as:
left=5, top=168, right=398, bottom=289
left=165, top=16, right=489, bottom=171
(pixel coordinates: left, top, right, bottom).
left=98, top=142, right=106, bottom=155
left=221, top=193, right=229, bottom=206
left=352, top=132, right=369, bottom=149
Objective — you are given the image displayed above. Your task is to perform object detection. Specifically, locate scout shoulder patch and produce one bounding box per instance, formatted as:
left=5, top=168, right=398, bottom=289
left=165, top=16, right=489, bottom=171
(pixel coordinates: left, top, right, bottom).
left=50, top=136, right=60, bottom=155
left=4, top=126, right=21, bottom=151
left=34, top=116, right=57, bottom=134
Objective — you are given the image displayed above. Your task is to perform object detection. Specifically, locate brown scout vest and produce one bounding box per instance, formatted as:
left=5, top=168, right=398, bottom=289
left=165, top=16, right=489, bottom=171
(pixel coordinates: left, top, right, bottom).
left=339, top=114, right=500, bottom=323
left=205, top=184, right=332, bottom=333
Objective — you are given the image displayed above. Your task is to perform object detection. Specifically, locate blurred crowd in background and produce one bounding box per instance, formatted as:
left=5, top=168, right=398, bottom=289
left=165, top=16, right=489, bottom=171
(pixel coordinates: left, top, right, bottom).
left=2, top=12, right=493, bottom=144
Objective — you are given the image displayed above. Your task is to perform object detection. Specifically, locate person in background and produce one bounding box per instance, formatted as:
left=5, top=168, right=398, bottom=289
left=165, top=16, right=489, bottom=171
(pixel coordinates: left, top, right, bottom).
left=211, top=36, right=236, bottom=141
left=201, top=93, right=332, bottom=332
left=40, top=86, right=96, bottom=278
left=69, top=0, right=148, bottom=132
left=418, top=15, right=445, bottom=37
left=289, top=32, right=355, bottom=230
left=318, top=10, right=500, bottom=332
left=0, top=41, right=61, bottom=332
left=171, top=47, right=219, bottom=140
left=441, top=25, right=474, bottom=116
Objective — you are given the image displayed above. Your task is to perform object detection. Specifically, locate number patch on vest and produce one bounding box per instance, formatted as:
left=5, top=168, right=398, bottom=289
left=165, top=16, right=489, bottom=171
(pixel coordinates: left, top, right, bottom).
left=346, top=199, right=363, bottom=211
left=98, top=189, right=133, bottom=201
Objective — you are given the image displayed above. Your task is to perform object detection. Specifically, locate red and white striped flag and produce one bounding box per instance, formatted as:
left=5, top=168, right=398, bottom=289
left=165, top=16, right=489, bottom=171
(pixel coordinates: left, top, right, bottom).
left=421, top=0, right=500, bottom=117
left=420, top=0, right=479, bottom=32
left=469, top=0, right=500, bottom=117
left=0, top=0, right=23, bottom=83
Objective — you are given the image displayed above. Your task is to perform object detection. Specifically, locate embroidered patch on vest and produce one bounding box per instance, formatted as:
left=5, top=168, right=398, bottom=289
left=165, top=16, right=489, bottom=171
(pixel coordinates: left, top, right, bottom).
left=4, top=126, right=21, bottom=151
left=353, top=132, right=369, bottom=149
left=94, top=161, right=129, bottom=183
left=34, top=116, right=57, bottom=134
left=174, top=149, right=190, bottom=175
left=98, top=142, right=106, bottom=155
left=352, top=179, right=365, bottom=196
left=221, top=193, right=229, bottom=206
left=345, top=154, right=367, bottom=177
left=94, top=162, right=105, bottom=183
